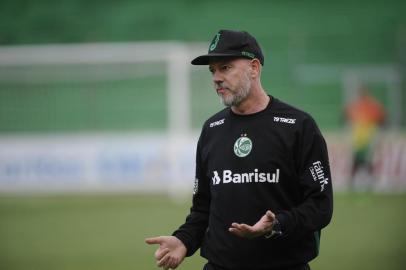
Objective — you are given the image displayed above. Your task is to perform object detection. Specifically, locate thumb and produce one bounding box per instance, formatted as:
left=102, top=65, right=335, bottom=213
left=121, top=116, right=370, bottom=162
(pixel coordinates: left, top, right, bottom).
left=145, top=236, right=163, bottom=245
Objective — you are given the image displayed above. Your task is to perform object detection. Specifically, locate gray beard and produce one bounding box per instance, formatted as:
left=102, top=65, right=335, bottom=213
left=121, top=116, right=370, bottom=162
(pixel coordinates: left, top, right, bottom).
left=219, top=73, right=251, bottom=107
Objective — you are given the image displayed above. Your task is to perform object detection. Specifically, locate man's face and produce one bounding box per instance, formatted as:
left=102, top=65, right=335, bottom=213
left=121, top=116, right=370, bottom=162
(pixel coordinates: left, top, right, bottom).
left=209, top=58, right=252, bottom=107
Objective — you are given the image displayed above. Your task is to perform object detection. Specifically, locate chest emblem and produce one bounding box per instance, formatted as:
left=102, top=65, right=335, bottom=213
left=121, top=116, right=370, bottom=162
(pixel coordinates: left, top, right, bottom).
left=233, top=135, right=252, bottom=157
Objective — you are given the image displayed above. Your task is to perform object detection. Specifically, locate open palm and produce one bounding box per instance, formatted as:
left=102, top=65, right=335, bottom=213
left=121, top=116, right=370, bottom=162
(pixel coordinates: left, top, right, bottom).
left=229, top=210, right=276, bottom=238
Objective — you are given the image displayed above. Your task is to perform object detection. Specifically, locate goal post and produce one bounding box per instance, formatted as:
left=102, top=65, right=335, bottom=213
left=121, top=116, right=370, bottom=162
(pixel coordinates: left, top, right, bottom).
left=0, top=42, right=209, bottom=194
left=0, top=42, right=207, bottom=134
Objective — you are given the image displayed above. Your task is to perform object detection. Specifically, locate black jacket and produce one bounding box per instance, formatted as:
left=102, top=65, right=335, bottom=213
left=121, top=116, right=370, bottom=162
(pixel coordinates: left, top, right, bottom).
left=173, top=97, right=333, bottom=269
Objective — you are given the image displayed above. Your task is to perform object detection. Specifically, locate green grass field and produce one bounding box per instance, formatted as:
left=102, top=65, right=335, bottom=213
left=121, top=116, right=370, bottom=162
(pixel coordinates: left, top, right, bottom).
left=0, top=192, right=405, bottom=270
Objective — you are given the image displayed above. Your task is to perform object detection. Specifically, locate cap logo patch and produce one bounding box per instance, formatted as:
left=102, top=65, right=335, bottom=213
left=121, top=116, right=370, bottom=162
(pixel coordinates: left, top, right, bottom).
left=241, top=51, right=255, bottom=59
left=209, top=33, right=221, bottom=52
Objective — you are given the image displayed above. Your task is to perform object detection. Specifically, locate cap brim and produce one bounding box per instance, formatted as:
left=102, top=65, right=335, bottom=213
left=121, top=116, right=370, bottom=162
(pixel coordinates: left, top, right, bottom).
left=191, top=53, right=242, bottom=65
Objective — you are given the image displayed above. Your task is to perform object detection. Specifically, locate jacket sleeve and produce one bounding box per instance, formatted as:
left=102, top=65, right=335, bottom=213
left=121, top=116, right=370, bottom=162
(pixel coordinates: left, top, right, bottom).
left=172, top=129, right=211, bottom=256
left=276, top=116, right=333, bottom=237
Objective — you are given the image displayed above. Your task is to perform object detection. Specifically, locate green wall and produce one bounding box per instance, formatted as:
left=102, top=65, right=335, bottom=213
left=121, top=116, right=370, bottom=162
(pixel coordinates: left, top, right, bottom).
left=0, top=0, right=405, bottom=132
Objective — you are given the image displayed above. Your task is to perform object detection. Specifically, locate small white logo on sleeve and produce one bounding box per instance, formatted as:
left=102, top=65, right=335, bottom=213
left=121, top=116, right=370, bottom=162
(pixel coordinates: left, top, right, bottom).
left=273, top=116, right=296, bottom=124
left=309, top=161, right=329, bottom=192
left=210, top=118, right=225, bottom=128
left=193, top=178, right=199, bottom=195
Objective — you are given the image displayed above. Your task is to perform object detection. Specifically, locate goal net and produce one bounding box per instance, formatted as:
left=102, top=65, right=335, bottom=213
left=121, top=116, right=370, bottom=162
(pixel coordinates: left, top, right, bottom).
left=0, top=42, right=215, bottom=194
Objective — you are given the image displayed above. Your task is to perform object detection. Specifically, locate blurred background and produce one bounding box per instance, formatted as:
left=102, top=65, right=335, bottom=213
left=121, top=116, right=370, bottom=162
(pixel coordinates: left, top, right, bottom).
left=0, top=0, right=405, bottom=269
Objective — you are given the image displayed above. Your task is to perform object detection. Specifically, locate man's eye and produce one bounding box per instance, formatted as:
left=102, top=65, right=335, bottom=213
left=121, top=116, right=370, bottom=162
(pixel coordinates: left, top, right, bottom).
left=221, top=65, right=230, bottom=71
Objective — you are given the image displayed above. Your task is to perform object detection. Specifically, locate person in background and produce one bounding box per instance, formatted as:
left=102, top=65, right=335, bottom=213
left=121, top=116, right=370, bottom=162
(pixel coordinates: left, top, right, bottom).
left=345, top=84, right=386, bottom=189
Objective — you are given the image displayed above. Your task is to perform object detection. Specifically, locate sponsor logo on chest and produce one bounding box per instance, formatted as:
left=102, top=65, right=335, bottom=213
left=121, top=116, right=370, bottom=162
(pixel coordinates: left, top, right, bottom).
left=212, top=169, right=280, bottom=185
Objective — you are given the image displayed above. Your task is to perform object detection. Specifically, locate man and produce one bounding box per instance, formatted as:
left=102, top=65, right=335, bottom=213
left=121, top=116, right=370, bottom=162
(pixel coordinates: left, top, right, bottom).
left=146, top=29, right=333, bottom=270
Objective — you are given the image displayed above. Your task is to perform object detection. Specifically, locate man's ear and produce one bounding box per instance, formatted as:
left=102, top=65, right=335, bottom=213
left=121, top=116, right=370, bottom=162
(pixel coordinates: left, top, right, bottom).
left=250, top=59, right=261, bottom=78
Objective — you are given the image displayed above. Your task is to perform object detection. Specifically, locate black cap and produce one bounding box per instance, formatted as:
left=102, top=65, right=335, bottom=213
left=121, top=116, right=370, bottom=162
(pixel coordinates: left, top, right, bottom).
left=191, top=29, right=264, bottom=65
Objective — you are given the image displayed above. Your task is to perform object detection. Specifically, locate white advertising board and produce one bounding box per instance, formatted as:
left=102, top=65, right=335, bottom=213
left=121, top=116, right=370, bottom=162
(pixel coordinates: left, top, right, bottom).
left=0, top=132, right=405, bottom=193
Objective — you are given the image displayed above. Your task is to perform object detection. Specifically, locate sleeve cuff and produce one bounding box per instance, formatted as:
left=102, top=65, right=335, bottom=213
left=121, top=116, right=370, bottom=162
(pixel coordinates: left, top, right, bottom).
left=275, top=211, right=293, bottom=236
left=172, top=232, right=195, bottom=257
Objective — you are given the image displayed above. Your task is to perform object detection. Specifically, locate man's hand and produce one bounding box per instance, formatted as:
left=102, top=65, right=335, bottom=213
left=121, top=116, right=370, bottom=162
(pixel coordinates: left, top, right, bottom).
left=145, top=236, right=187, bottom=270
left=229, top=210, right=276, bottom=238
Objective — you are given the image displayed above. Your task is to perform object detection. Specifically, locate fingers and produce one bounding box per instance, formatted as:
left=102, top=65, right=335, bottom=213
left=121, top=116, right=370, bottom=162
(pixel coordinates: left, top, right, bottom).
left=145, top=236, right=163, bottom=245
left=229, top=223, right=254, bottom=232
left=230, top=222, right=245, bottom=229
left=167, top=257, right=178, bottom=269
left=229, top=227, right=242, bottom=236
left=146, top=236, right=171, bottom=262
left=147, top=236, right=185, bottom=269
left=229, top=222, right=255, bottom=237
left=155, top=247, right=170, bottom=261
left=157, top=252, right=171, bottom=268
left=238, top=223, right=254, bottom=232
left=266, top=210, right=275, bottom=220
left=229, top=223, right=241, bottom=234
left=170, top=257, right=180, bottom=269
left=158, top=252, right=180, bottom=270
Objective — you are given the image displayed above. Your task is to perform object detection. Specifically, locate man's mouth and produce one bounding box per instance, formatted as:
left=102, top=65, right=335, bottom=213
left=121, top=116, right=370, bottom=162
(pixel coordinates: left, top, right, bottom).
left=216, top=87, right=227, bottom=94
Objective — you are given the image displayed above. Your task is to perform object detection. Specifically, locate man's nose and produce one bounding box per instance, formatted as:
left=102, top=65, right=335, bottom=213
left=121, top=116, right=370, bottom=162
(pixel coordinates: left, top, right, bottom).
left=212, top=71, right=223, bottom=84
